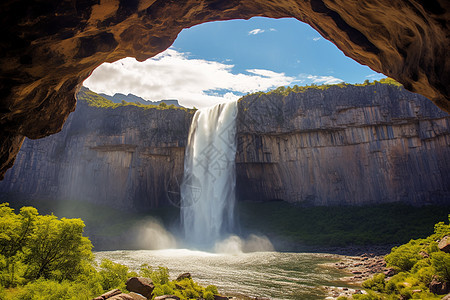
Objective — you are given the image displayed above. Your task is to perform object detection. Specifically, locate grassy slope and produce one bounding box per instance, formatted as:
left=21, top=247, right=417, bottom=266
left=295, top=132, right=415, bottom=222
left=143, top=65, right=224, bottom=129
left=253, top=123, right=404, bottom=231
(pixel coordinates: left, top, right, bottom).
left=236, top=201, right=450, bottom=248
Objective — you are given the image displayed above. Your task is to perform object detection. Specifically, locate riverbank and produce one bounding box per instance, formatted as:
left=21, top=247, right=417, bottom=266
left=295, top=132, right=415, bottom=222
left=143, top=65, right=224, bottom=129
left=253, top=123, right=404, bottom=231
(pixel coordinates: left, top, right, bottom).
left=323, top=247, right=391, bottom=299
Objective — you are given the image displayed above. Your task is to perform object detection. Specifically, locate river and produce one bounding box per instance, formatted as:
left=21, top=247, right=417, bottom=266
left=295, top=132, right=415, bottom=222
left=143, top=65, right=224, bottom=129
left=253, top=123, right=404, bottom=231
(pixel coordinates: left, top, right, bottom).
left=95, top=249, right=352, bottom=299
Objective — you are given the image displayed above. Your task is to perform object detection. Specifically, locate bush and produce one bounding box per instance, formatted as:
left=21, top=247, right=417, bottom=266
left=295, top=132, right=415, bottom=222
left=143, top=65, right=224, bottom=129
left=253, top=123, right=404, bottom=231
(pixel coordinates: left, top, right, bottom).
left=206, top=285, right=218, bottom=294
left=385, top=241, right=423, bottom=271
left=204, top=291, right=215, bottom=300
left=15, top=278, right=97, bottom=300
left=431, top=251, right=450, bottom=281
left=362, top=273, right=386, bottom=292
left=98, top=259, right=135, bottom=291
left=361, top=215, right=450, bottom=299
left=150, top=266, right=169, bottom=285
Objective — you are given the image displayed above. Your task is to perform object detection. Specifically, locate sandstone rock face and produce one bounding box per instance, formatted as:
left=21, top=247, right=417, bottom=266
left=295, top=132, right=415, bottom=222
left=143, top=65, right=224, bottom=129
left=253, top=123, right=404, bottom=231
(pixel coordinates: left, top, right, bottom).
left=1, top=84, right=449, bottom=208
left=236, top=83, right=450, bottom=205
left=0, top=0, right=449, bottom=179
left=0, top=97, right=193, bottom=210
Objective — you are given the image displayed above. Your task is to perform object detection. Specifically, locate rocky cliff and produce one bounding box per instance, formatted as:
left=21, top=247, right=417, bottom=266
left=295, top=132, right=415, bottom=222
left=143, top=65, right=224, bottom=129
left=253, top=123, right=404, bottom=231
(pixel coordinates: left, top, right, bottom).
left=0, top=89, right=194, bottom=210
left=1, top=83, right=449, bottom=209
left=236, top=83, right=450, bottom=205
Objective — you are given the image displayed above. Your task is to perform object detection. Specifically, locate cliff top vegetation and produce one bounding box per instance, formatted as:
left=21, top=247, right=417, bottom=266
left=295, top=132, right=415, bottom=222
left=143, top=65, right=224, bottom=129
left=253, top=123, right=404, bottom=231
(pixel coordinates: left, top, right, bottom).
left=241, top=77, right=402, bottom=99
left=77, top=88, right=193, bottom=112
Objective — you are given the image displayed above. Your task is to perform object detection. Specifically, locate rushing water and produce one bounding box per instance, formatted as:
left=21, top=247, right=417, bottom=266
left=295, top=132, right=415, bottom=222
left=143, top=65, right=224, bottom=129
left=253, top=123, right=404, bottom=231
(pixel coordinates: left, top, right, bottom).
left=95, top=250, right=350, bottom=300
left=180, top=101, right=238, bottom=248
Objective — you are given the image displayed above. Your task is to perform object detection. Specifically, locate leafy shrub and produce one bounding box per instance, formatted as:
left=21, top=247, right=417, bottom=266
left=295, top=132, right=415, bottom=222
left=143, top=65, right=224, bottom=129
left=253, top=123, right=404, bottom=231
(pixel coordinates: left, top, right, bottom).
left=362, top=273, right=386, bottom=292
left=431, top=251, right=450, bottom=281
left=361, top=215, right=450, bottom=299
left=139, top=264, right=153, bottom=278
left=206, top=285, right=218, bottom=294
left=385, top=241, right=423, bottom=271
left=98, top=259, right=135, bottom=291
left=15, top=278, right=97, bottom=300
left=150, top=266, right=169, bottom=285
left=204, top=291, right=215, bottom=300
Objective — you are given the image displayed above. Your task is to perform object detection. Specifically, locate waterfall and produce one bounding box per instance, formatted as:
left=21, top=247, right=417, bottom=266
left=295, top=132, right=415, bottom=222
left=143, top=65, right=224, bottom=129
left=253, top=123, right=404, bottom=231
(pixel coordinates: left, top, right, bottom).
left=181, top=101, right=237, bottom=248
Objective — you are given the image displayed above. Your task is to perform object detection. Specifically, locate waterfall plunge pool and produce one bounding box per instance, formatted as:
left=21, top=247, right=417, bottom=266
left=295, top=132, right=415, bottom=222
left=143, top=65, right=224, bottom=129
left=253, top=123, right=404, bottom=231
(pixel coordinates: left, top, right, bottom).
left=95, top=249, right=353, bottom=299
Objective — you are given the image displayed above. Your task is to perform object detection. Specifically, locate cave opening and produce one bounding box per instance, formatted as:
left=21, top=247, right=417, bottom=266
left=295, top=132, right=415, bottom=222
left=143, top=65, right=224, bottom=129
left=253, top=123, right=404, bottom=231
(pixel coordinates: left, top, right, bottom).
left=83, top=17, right=385, bottom=109
left=1, top=2, right=450, bottom=298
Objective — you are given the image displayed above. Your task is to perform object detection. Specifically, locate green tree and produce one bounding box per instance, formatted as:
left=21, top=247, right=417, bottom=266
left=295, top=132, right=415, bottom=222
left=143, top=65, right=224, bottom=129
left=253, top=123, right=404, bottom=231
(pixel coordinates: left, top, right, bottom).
left=0, top=204, right=38, bottom=287
left=23, top=216, right=92, bottom=281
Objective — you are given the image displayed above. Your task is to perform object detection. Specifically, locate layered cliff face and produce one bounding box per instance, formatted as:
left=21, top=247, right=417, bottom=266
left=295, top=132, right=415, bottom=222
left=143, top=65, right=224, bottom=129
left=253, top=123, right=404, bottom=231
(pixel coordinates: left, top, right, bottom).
left=236, top=83, right=450, bottom=205
left=1, top=0, right=449, bottom=179
left=1, top=84, right=449, bottom=209
left=1, top=91, right=193, bottom=210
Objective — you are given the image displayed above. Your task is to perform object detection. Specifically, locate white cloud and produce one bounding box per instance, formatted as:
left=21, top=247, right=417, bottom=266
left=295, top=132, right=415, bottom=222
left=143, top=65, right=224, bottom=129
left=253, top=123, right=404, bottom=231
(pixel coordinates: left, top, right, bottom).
left=313, top=37, right=321, bottom=41
left=296, top=74, right=344, bottom=85
left=269, top=28, right=277, bottom=32
left=365, top=73, right=385, bottom=80
left=248, top=28, right=265, bottom=35
left=84, top=49, right=295, bottom=108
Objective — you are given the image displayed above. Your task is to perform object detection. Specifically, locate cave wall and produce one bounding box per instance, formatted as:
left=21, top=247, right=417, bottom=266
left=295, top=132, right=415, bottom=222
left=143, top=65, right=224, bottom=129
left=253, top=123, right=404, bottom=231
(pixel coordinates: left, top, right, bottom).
left=1, top=0, right=449, bottom=179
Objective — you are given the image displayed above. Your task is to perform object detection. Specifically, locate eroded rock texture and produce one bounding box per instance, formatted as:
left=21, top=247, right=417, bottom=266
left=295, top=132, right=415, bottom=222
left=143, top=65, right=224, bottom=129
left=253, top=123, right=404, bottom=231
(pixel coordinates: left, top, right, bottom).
left=236, top=83, right=450, bottom=205
left=0, top=0, right=449, bottom=179
left=0, top=93, right=193, bottom=209
left=1, top=84, right=449, bottom=208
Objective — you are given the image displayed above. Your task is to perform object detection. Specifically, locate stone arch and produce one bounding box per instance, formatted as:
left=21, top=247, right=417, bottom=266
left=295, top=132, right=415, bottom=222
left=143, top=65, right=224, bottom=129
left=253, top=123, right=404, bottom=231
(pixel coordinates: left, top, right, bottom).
left=0, top=0, right=449, bottom=179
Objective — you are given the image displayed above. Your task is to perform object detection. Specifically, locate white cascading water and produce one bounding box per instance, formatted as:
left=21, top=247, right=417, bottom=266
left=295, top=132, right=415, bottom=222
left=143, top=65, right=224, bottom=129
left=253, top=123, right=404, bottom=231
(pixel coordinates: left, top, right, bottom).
left=180, top=101, right=237, bottom=248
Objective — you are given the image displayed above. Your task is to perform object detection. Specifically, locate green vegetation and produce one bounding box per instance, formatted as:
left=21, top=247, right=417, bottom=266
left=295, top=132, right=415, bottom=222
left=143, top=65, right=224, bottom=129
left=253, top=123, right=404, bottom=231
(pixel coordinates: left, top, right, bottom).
left=0, top=203, right=92, bottom=287
left=353, top=216, right=450, bottom=299
left=0, top=203, right=218, bottom=300
left=237, top=201, right=450, bottom=247
left=145, top=266, right=219, bottom=300
left=77, top=88, right=193, bottom=112
left=241, top=77, right=402, bottom=98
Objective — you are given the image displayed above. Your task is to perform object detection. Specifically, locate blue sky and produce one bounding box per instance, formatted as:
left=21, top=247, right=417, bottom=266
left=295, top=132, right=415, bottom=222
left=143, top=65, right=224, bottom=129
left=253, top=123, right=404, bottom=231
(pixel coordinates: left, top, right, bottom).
left=85, top=17, right=385, bottom=108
